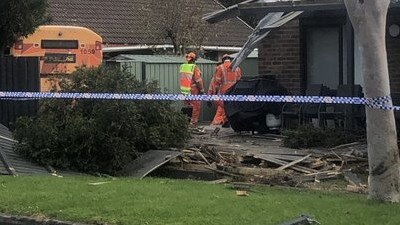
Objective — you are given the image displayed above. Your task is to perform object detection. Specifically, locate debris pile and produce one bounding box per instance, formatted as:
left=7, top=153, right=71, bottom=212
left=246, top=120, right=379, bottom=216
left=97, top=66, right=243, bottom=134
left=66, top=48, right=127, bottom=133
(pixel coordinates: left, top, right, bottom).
left=123, top=127, right=369, bottom=193
left=163, top=129, right=369, bottom=192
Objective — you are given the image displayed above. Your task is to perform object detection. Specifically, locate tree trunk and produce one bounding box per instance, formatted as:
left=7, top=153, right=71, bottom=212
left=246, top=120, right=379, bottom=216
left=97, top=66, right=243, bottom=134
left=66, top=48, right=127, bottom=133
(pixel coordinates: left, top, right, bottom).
left=344, top=0, right=400, bottom=202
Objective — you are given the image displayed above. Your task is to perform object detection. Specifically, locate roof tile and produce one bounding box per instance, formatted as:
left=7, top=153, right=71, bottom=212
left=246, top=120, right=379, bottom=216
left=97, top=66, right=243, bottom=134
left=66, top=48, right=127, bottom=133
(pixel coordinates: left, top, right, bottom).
left=47, top=0, right=252, bottom=47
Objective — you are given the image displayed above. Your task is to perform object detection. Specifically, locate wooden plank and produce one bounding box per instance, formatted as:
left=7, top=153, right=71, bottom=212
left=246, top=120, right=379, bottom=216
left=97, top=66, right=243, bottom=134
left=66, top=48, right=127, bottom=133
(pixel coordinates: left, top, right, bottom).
left=276, top=154, right=312, bottom=171
left=253, top=154, right=317, bottom=174
left=204, top=165, right=244, bottom=178
left=296, top=171, right=341, bottom=182
left=225, top=166, right=290, bottom=177
left=259, top=153, right=312, bottom=163
left=197, top=151, right=212, bottom=166
left=329, top=142, right=360, bottom=150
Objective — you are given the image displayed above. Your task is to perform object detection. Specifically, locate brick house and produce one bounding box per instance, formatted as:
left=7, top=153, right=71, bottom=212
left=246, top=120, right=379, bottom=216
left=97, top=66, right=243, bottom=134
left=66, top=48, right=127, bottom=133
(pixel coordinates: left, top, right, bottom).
left=249, top=1, right=400, bottom=98
left=46, top=0, right=253, bottom=60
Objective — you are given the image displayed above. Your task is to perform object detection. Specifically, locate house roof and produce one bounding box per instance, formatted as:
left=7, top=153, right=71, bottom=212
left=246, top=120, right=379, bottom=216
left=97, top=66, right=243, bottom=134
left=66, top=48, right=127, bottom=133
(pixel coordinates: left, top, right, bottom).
left=47, top=0, right=253, bottom=47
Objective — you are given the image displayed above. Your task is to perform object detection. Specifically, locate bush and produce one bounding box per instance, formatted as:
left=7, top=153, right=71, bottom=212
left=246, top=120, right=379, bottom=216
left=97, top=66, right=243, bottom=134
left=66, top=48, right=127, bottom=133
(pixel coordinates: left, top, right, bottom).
left=282, top=125, right=365, bottom=149
left=13, top=66, right=189, bottom=175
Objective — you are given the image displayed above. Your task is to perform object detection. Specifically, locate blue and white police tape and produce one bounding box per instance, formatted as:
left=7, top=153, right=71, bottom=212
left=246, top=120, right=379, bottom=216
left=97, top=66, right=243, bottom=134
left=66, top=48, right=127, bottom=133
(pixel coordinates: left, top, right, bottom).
left=0, top=91, right=400, bottom=111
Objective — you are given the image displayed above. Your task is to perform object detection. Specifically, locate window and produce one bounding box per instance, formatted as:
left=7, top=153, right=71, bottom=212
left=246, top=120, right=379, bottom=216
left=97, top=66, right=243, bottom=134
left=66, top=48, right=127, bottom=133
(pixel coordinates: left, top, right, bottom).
left=306, top=27, right=341, bottom=89
left=41, top=40, right=78, bottom=49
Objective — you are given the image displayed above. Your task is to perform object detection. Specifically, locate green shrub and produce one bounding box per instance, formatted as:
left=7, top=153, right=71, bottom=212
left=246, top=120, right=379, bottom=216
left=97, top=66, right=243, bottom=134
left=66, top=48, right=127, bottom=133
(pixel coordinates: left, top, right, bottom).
left=13, top=66, right=189, bottom=175
left=282, top=125, right=364, bottom=149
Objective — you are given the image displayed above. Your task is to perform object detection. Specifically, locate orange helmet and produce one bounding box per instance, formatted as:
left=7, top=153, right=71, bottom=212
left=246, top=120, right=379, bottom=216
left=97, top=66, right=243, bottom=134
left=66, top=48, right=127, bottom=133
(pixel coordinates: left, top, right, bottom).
left=185, top=52, right=196, bottom=60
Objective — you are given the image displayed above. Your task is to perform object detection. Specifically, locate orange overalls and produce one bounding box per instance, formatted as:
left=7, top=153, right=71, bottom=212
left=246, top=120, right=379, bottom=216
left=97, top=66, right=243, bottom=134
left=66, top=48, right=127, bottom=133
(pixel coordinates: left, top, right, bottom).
left=179, top=63, right=204, bottom=126
left=208, top=63, right=242, bottom=125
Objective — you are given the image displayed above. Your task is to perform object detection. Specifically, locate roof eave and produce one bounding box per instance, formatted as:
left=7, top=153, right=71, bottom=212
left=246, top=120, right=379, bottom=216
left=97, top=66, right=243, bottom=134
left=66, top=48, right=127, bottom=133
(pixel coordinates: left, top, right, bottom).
left=103, top=45, right=250, bottom=53
left=238, top=0, right=400, bottom=15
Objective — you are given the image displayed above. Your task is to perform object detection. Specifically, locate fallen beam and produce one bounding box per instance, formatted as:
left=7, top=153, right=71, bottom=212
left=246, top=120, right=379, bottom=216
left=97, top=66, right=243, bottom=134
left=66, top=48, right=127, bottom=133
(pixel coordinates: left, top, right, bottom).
left=276, top=154, right=312, bottom=171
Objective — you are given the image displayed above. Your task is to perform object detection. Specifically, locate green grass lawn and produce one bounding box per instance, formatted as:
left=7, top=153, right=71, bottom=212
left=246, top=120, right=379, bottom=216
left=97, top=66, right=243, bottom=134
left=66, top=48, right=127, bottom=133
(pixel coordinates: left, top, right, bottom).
left=0, top=176, right=399, bottom=225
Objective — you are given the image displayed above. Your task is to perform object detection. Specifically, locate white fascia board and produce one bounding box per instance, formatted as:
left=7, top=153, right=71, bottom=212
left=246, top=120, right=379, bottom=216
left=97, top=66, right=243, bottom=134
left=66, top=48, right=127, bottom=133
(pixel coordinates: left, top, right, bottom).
left=200, top=46, right=243, bottom=51
left=103, top=45, right=174, bottom=53
left=103, top=45, right=249, bottom=53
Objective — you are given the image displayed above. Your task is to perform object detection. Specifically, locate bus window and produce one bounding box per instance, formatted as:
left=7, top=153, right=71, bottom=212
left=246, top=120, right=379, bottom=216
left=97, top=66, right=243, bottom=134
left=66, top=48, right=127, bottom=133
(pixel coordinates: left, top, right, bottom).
left=41, top=40, right=79, bottom=49
left=10, top=25, right=103, bottom=92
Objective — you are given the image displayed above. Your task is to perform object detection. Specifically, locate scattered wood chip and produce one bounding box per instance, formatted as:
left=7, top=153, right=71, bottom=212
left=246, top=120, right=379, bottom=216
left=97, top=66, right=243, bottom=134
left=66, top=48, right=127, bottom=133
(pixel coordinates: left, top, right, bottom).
left=207, top=179, right=229, bottom=184
left=88, top=181, right=111, bottom=186
left=51, top=173, right=63, bottom=178
left=309, top=159, right=326, bottom=169
left=346, top=184, right=367, bottom=194
left=231, top=182, right=254, bottom=191
left=236, top=190, right=249, bottom=196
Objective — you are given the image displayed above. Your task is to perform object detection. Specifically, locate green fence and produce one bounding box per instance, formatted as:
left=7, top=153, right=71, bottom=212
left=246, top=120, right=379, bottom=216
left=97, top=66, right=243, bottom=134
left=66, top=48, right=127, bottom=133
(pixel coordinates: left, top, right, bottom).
left=106, top=55, right=218, bottom=122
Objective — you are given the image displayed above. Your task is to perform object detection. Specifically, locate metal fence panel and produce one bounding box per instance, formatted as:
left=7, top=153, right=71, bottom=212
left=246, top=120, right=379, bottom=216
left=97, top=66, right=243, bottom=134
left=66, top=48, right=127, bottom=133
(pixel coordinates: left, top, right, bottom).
left=107, top=57, right=218, bottom=122
left=0, top=57, right=40, bottom=128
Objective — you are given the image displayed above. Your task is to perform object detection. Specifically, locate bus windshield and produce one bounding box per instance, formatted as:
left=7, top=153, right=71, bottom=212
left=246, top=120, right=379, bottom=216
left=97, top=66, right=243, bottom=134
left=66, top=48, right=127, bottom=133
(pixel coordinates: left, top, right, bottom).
left=10, top=25, right=103, bottom=91
left=41, top=40, right=79, bottom=49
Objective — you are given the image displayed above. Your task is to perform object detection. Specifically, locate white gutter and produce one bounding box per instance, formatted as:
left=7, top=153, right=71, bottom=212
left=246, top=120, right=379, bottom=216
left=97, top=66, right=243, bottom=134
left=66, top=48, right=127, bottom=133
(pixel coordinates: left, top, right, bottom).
left=200, top=46, right=244, bottom=52
left=103, top=44, right=252, bottom=53
left=103, top=45, right=174, bottom=53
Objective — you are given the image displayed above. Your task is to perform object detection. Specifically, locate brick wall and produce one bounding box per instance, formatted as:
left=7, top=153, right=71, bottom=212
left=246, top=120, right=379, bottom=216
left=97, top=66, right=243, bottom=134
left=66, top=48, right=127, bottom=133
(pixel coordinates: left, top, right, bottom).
left=258, top=16, right=400, bottom=97
left=258, top=20, right=302, bottom=95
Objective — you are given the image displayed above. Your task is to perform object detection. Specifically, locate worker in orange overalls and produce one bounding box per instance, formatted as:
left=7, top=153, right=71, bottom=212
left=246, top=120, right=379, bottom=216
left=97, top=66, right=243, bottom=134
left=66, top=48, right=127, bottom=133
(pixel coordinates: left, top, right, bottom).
left=208, top=54, right=242, bottom=126
left=179, top=52, right=205, bottom=127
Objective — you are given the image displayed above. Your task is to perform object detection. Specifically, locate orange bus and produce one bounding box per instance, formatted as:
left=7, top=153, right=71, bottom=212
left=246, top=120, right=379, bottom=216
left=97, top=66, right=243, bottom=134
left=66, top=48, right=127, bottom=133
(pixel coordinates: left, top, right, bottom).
left=11, top=25, right=103, bottom=91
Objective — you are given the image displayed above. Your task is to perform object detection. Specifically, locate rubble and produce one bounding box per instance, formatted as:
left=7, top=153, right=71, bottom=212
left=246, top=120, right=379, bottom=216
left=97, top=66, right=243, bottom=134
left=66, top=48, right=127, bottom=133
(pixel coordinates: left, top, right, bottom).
left=158, top=126, right=369, bottom=191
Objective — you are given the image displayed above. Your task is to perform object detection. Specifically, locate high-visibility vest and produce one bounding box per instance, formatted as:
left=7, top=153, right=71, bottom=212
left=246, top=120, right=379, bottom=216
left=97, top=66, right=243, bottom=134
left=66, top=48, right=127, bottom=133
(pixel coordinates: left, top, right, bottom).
left=179, top=63, right=196, bottom=95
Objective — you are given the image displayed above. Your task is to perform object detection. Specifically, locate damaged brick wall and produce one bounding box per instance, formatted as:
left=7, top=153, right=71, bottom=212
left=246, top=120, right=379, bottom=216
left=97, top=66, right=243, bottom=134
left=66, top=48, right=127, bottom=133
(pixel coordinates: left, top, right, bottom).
left=258, top=14, right=400, bottom=97
left=258, top=20, right=302, bottom=95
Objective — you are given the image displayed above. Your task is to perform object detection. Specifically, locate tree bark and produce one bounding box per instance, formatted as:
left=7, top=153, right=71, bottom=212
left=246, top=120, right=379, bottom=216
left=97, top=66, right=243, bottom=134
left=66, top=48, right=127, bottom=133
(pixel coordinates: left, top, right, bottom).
left=344, top=0, right=400, bottom=202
